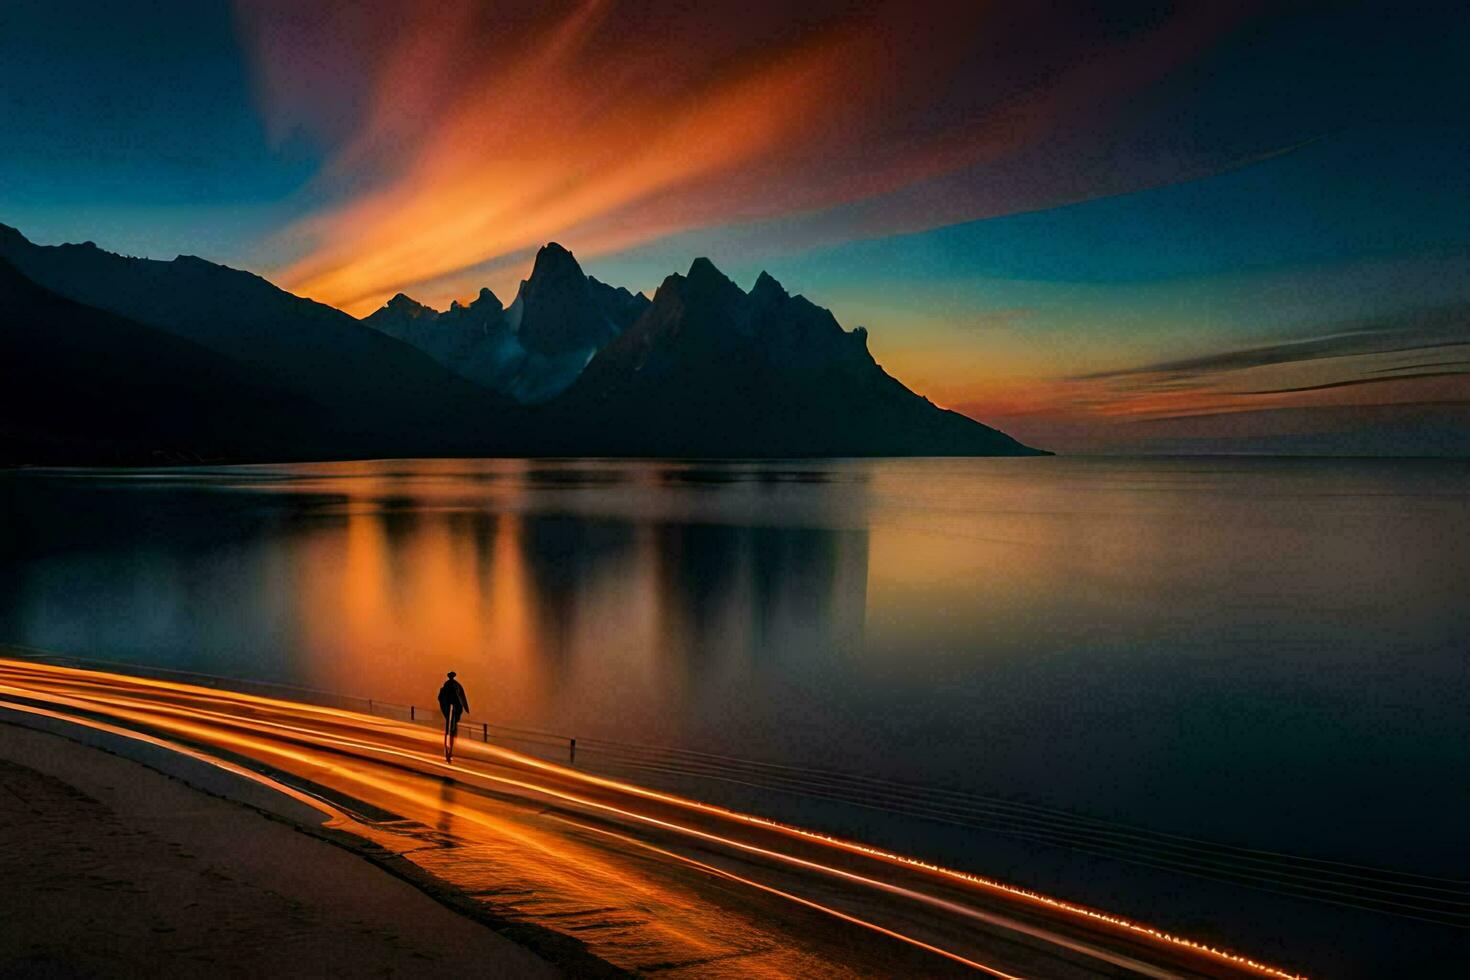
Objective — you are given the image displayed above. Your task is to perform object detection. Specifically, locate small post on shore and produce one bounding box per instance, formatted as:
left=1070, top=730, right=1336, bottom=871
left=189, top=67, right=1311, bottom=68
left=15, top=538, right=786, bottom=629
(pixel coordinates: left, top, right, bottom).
left=368, top=698, right=373, bottom=714
left=483, top=723, right=488, bottom=742
left=410, top=705, right=415, bottom=721
left=570, top=738, right=576, bottom=765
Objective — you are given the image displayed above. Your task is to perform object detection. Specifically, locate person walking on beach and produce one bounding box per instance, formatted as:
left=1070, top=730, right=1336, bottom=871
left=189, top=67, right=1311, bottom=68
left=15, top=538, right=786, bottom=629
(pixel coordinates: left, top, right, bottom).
left=438, top=671, right=469, bottom=762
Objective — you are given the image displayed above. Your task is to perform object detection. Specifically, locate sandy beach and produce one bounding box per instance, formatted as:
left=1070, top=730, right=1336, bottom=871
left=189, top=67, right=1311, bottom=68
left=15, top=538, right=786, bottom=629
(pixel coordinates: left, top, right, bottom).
left=0, top=721, right=565, bottom=978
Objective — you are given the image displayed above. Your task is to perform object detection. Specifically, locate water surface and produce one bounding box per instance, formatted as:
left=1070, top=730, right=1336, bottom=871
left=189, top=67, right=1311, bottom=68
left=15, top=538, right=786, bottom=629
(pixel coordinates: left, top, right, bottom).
left=3, top=457, right=1466, bottom=974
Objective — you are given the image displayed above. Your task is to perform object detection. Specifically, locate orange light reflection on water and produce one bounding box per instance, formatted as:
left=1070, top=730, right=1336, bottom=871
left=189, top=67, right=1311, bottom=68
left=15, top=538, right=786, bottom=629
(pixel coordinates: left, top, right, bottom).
left=293, top=502, right=550, bottom=718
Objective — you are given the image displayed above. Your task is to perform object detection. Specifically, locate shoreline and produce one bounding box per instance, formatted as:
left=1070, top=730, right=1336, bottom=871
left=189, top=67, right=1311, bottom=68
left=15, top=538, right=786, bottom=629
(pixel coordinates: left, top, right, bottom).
left=0, top=713, right=619, bottom=978
left=0, top=659, right=1326, bottom=978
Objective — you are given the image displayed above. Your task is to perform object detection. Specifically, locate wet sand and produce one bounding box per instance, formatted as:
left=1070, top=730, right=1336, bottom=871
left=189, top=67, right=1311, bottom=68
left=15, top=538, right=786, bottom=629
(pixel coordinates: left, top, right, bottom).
left=0, top=722, right=562, bottom=979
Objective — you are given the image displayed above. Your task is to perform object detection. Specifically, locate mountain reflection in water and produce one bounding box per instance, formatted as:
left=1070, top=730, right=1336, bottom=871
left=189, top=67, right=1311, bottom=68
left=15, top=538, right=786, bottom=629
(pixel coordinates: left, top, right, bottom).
left=2, top=457, right=1468, bottom=977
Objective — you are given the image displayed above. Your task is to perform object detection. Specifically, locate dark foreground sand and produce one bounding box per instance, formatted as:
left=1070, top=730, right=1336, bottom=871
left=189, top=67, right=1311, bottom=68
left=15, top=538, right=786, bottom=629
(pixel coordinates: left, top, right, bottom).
left=0, top=722, right=560, bottom=978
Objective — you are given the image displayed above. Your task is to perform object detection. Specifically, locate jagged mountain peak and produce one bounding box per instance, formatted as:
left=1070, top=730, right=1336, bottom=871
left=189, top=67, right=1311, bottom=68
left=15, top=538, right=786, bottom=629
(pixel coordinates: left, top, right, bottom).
left=685, top=256, right=739, bottom=292
left=552, top=250, right=1043, bottom=457
left=653, top=262, right=799, bottom=322
left=517, top=241, right=591, bottom=303
left=751, top=270, right=789, bottom=308
left=449, top=287, right=504, bottom=323
left=0, top=219, right=1043, bottom=459
left=528, top=241, right=584, bottom=282
left=360, top=244, right=635, bottom=402
left=673, top=259, right=749, bottom=327
left=650, top=272, right=684, bottom=299
left=384, top=292, right=434, bottom=314
left=513, top=241, right=620, bottom=357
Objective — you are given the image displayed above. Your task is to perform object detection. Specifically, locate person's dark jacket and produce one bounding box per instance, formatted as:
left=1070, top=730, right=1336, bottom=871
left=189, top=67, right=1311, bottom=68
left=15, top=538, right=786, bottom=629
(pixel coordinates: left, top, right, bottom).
left=438, top=678, right=469, bottom=714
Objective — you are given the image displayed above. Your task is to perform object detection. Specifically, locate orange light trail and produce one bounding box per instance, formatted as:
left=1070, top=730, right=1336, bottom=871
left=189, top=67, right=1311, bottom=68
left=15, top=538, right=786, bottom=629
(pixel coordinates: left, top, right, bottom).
left=0, top=658, right=1304, bottom=978
left=555, top=817, right=1025, bottom=980
left=0, top=678, right=1176, bottom=976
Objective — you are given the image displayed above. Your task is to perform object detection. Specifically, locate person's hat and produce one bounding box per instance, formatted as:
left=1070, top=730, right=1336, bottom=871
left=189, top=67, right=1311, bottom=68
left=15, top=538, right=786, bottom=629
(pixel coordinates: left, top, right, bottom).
left=447, top=670, right=457, bottom=678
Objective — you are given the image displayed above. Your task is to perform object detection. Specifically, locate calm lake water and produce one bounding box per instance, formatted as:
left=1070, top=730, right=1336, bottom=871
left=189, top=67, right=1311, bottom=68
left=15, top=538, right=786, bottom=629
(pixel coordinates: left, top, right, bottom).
left=3, top=457, right=1467, bottom=974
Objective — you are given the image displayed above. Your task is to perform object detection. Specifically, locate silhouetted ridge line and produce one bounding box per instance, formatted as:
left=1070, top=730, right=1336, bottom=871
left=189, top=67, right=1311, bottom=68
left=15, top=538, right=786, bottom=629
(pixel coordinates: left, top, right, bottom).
left=0, top=221, right=1045, bottom=462
left=544, top=256, right=1045, bottom=457
left=0, top=258, right=331, bottom=462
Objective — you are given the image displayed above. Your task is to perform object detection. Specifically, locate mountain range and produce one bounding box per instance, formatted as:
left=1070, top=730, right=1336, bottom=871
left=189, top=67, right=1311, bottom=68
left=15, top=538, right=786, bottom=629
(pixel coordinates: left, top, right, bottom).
left=361, top=243, right=649, bottom=404
left=0, top=222, right=1045, bottom=463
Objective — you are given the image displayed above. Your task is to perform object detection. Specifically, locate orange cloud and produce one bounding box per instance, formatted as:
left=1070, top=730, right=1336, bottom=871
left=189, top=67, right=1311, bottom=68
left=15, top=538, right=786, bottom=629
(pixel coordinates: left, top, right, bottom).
left=950, top=346, right=1470, bottom=453
left=235, top=2, right=1246, bottom=314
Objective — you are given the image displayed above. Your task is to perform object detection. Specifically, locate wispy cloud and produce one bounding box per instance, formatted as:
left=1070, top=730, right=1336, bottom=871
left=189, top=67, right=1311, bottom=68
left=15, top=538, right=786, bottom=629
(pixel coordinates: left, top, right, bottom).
left=1233, top=370, right=1470, bottom=396
left=1070, top=305, right=1470, bottom=384
left=233, top=1, right=1249, bottom=313
left=950, top=304, right=1470, bottom=451
left=1367, top=359, right=1470, bottom=374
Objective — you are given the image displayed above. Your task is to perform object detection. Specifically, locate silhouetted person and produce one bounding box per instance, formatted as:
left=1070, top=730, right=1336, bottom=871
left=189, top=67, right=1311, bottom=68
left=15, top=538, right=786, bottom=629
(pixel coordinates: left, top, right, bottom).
left=438, top=671, right=469, bottom=762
